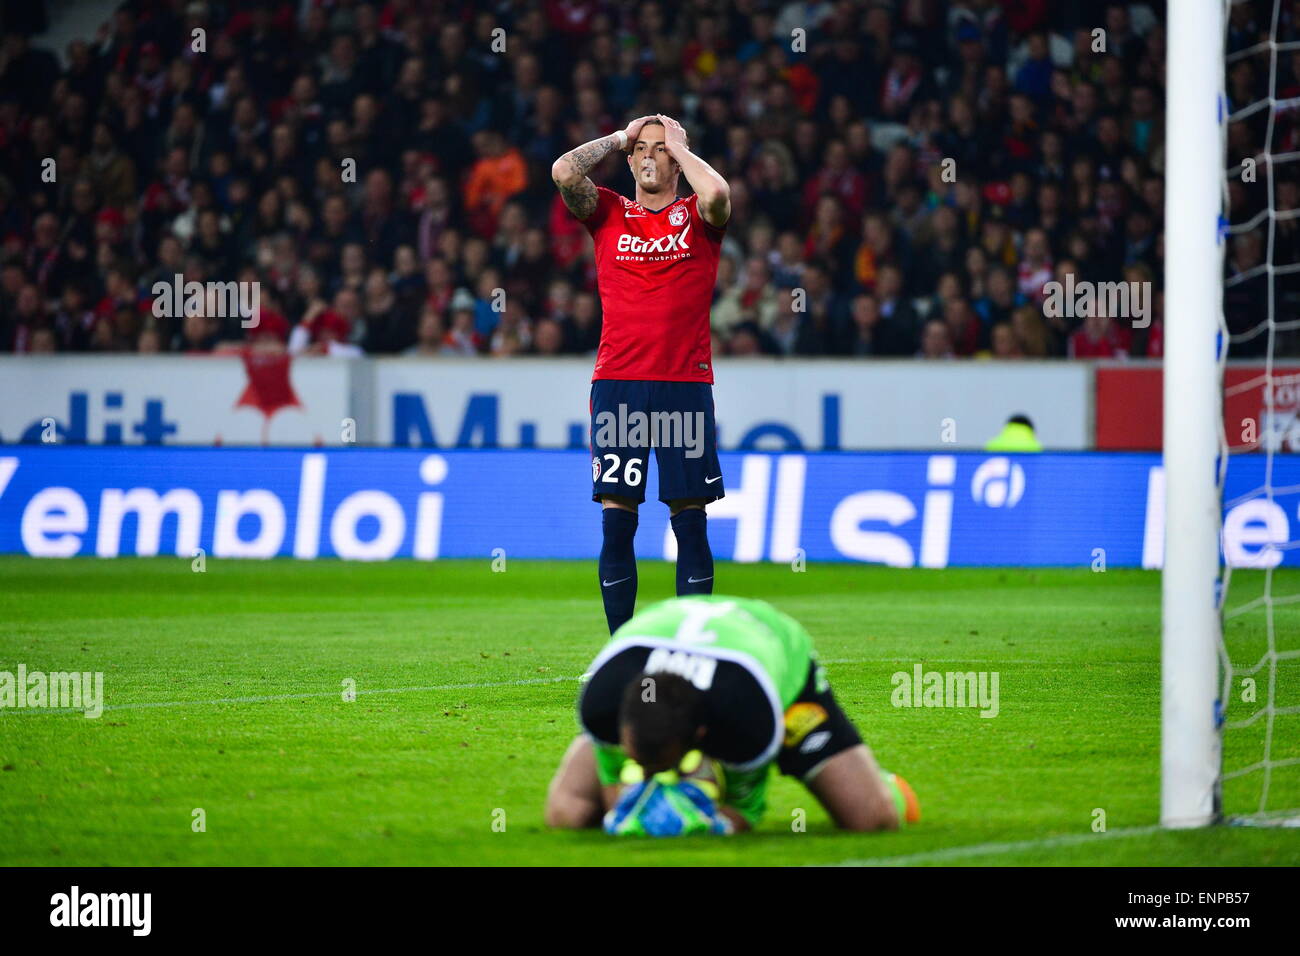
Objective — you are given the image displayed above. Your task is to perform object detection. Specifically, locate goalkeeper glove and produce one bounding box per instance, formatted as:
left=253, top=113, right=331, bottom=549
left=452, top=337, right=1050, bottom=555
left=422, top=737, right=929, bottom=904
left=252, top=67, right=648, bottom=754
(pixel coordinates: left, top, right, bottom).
left=603, top=777, right=732, bottom=837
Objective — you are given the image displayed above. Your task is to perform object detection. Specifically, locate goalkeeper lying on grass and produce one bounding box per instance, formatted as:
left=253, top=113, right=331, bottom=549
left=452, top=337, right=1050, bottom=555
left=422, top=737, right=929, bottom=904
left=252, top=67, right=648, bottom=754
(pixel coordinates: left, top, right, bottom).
left=545, top=596, right=920, bottom=836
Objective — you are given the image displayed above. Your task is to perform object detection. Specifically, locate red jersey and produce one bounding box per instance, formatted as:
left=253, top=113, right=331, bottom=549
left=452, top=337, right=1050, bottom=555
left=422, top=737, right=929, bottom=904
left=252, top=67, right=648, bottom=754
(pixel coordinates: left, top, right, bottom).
left=1068, top=321, right=1129, bottom=359
left=581, top=186, right=725, bottom=383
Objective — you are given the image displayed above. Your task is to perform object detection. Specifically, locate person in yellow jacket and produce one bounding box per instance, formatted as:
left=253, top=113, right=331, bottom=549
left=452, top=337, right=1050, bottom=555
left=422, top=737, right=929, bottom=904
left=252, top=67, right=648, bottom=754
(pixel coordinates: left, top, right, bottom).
left=985, top=414, right=1043, bottom=451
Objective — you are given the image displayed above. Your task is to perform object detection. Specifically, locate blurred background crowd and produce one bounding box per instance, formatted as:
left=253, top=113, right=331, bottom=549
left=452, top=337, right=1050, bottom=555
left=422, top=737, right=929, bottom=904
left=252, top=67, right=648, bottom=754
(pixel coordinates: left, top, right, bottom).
left=0, top=0, right=1287, bottom=361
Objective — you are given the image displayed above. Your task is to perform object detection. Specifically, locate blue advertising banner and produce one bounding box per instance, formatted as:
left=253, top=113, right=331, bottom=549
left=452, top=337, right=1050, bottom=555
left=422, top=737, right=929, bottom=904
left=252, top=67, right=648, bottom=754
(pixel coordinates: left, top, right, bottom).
left=0, top=448, right=1295, bottom=567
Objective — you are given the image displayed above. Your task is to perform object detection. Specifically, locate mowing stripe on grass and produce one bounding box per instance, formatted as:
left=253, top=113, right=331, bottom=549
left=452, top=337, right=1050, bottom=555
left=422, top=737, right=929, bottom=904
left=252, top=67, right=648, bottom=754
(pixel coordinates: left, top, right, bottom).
left=818, top=824, right=1166, bottom=866
left=0, top=674, right=583, bottom=716
left=0, top=656, right=1122, bottom=718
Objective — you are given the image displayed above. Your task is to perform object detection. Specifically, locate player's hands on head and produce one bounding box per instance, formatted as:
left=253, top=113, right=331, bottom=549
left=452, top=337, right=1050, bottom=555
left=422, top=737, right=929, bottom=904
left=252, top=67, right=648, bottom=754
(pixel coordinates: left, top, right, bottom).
left=621, top=115, right=658, bottom=152
left=656, top=114, right=689, bottom=158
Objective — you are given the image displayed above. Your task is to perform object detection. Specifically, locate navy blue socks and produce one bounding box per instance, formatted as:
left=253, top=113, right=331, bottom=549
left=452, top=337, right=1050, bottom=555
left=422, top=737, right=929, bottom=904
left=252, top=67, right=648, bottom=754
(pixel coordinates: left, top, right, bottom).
left=599, top=508, right=639, bottom=634
left=671, top=508, right=713, bottom=596
left=600, top=508, right=714, bottom=632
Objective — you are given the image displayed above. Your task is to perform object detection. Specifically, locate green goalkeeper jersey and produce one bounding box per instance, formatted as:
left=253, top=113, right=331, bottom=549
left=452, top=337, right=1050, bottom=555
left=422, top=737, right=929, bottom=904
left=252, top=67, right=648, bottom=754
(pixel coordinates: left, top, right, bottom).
left=577, top=595, right=822, bottom=826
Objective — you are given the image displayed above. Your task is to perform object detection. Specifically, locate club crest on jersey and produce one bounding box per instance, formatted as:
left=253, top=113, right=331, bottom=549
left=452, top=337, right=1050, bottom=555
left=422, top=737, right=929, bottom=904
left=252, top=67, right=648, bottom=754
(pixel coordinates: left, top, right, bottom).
left=668, top=205, right=687, bottom=227
left=592, top=456, right=601, bottom=481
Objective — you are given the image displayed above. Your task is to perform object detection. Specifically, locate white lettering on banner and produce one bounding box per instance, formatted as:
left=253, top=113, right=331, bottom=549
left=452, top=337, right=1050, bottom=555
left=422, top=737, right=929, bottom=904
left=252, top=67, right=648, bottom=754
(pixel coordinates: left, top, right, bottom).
left=1142, top=466, right=1164, bottom=569
left=921, top=456, right=955, bottom=568
left=375, top=359, right=1093, bottom=450
left=0, top=452, right=985, bottom=566
left=662, top=455, right=772, bottom=563
left=18, top=452, right=1291, bottom=569
left=2, top=453, right=450, bottom=562
left=831, top=491, right=917, bottom=567
left=970, top=458, right=1025, bottom=508
left=214, top=489, right=286, bottom=558
left=769, top=455, right=806, bottom=563
left=294, top=453, right=327, bottom=559
left=96, top=488, right=202, bottom=557
left=330, top=490, right=406, bottom=561
left=0, top=356, right=345, bottom=447
left=1222, top=500, right=1289, bottom=569
left=414, top=455, right=448, bottom=560
left=1141, top=465, right=1294, bottom=570
left=22, top=487, right=88, bottom=557
left=0, top=357, right=1091, bottom=450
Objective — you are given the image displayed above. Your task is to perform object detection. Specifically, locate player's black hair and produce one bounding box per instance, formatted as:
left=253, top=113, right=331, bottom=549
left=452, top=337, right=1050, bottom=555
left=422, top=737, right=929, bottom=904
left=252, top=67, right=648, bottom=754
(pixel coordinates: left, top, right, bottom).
left=618, top=671, right=704, bottom=771
left=1008, top=413, right=1035, bottom=429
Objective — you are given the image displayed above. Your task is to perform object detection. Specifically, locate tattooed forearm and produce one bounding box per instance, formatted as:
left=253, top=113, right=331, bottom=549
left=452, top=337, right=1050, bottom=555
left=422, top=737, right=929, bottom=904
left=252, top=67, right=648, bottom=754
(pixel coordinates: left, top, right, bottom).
left=552, top=134, right=619, bottom=218
left=557, top=178, right=598, bottom=219
left=557, top=134, right=620, bottom=180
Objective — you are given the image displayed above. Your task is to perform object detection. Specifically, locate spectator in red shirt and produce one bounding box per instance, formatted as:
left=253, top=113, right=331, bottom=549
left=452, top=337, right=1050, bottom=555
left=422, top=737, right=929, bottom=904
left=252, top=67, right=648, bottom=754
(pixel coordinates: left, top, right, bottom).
left=94, top=264, right=138, bottom=323
left=443, top=290, right=484, bottom=356
left=1139, top=317, right=1164, bottom=358
left=1069, top=310, right=1129, bottom=359
left=422, top=257, right=455, bottom=317
left=943, top=297, right=982, bottom=356
left=0, top=0, right=1177, bottom=364
left=290, top=289, right=361, bottom=357
left=802, top=140, right=867, bottom=223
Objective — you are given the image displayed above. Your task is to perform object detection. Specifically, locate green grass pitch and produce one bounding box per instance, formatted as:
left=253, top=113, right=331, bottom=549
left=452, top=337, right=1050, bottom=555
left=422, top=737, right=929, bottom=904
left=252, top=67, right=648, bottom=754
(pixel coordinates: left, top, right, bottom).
left=1, top=556, right=1297, bottom=866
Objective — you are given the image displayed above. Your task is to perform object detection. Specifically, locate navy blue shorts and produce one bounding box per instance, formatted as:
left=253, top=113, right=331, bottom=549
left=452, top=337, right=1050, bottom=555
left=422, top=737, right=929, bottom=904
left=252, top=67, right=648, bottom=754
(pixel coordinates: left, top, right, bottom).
left=589, top=380, right=724, bottom=504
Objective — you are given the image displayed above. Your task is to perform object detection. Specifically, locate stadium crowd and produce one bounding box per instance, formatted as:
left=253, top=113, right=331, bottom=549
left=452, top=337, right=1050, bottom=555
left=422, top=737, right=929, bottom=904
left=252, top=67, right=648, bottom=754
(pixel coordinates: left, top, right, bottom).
left=0, top=0, right=1279, bottom=361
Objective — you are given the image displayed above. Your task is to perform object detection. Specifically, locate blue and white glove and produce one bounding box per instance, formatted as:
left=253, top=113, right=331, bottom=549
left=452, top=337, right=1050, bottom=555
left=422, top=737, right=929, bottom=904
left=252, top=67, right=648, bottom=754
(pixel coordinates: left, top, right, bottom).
left=603, top=778, right=733, bottom=837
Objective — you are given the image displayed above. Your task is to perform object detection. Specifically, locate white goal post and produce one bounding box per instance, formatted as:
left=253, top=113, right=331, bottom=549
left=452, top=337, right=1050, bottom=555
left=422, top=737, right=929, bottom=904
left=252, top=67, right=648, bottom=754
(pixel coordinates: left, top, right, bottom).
left=1162, top=0, right=1226, bottom=829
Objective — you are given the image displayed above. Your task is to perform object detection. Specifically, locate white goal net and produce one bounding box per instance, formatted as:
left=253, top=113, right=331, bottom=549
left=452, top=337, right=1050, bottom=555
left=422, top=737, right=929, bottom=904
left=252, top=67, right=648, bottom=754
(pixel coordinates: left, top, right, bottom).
left=1213, top=0, right=1300, bottom=825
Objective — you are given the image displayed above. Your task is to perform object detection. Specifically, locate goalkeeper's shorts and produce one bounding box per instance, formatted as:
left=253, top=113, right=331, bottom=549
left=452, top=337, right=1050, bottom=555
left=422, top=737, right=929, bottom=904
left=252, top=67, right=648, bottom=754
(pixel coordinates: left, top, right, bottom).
left=776, top=661, right=864, bottom=781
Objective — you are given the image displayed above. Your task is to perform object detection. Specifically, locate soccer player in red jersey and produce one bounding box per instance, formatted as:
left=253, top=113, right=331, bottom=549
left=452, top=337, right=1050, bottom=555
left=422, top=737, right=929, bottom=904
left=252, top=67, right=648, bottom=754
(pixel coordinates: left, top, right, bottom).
left=551, top=115, right=731, bottom=634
